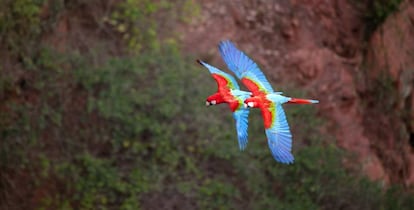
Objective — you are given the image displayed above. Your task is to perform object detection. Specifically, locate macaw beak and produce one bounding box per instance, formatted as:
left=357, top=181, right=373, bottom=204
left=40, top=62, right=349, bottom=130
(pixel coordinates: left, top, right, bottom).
left=206, top=101, right=211, bottom=106
left=244, top=103, right=248, bottom=108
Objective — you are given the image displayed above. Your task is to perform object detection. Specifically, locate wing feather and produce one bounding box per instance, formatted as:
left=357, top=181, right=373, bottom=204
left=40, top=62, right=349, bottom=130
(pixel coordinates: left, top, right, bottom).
left=198, top=60, right=240, bottom=90
left=233, top=107, right=250, bottom=150
left=218, top=40, right=274, bottom=95
left=262, top=103, right=294, bottom=164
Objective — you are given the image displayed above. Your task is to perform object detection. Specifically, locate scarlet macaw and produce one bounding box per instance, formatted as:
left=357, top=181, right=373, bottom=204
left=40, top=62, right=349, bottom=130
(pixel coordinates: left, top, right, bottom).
left=197, top=60, right=252, bottom=150
left=218, top=40, right=318, bottom=164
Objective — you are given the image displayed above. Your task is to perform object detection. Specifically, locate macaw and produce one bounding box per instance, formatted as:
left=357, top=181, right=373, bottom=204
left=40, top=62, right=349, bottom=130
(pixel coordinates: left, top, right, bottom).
left=197, top=59, right=252, bottom=150
left=218, top=40, right=319, bottom=164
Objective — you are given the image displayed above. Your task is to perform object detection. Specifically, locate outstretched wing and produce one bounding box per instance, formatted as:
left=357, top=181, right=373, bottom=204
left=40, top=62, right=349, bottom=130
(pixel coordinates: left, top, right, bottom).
left=233, top=107, right=250, bottom=150
left=198, top=59, right=239, bottom=90
left=261, top=102, right=293, bottom=164
left=198, top=60, right=251, bottom=150
left=218, top=40, right=274, bottom=95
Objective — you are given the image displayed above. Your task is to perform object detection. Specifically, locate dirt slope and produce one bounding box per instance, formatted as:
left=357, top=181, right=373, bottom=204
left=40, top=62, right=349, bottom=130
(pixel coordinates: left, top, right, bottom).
left=180, top=0, right=414, bottom=185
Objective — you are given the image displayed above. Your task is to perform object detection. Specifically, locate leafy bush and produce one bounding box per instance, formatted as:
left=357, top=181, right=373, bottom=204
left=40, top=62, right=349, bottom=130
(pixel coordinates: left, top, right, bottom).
left=2, top=39, right=414, bottom=210
left=0, top=0, right=44, bottom=54
left=363, top=0, right=403, bottom=36
left=367, top=0, right=402, bottom=25
left=108, top=0, right=199, bottom=53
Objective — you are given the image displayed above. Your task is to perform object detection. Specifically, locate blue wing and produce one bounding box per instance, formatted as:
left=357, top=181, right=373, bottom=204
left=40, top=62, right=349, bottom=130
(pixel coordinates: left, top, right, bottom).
left=233, top=107, right=250, bottom=150
left=218, top=40, right=274, bottom=93
left=198, top=60, right=240, bottom=90
left=265, top=103, right=294, bottom=164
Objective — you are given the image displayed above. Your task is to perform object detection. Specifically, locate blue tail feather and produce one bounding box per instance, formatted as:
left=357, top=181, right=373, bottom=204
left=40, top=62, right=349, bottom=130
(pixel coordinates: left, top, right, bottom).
left=233, top=108, right=250, bottom=151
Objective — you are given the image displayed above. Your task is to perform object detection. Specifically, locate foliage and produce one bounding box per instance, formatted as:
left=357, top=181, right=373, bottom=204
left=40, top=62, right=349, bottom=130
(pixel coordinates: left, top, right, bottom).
left=0, top=0, right=44, bottom=54
left=364, top=0, right=403, bottom=36
left=107, top=0, right=199, bottom=53
left=368, top=0, right=402, bottom=25
left=0, top=0, right=64, bottom=59
left=198, top=177, right=240, bottom=210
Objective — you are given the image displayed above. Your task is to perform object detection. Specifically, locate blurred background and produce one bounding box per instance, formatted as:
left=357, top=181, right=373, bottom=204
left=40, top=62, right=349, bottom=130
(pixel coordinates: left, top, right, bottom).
left=1, top=0, right=414, bottom=209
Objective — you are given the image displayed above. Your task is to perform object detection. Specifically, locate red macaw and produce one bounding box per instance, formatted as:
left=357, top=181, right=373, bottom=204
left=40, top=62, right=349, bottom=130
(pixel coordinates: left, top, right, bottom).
left=218, top=40, right=319, bottom=164
left=197, top=60, right=252, bottom=150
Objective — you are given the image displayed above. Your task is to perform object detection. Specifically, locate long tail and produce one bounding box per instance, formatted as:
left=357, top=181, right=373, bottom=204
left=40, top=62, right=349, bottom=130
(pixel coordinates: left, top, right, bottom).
left=287, top=98, right=319, bottom=104
left=196, top=59, right=204, bottom=66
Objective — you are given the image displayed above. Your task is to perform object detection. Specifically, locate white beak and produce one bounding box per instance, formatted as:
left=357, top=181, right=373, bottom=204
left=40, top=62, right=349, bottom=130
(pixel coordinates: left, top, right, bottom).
left=206, top=101, right=210, bottom=106
left=247, top=102, right=254, bottom=107
left=244, top=103, right=248, bottom=108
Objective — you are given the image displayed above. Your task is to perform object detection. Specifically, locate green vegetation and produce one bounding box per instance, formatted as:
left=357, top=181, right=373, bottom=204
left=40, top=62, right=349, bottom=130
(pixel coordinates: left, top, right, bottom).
left=367, top=0, right=402, bottom=25
left=363, top=0, right=403, bottom=37
left=1, top=0, right=413, bottom=210
left=0, top=0, right=44, bottom=55
left=108, top=0, right=199, bottom=53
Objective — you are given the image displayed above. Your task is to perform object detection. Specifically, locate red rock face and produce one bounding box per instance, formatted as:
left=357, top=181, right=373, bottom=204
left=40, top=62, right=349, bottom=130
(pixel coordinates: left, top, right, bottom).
left=181, top=0, right=414, bottom=185
left=363, top=1, right=414, bottom=185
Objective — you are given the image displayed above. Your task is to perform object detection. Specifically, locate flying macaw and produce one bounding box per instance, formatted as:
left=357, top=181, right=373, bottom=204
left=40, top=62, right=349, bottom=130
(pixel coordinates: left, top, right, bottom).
left=197, top=59, right=252, bottom=150
left=218, top=40, right=319, bottom=164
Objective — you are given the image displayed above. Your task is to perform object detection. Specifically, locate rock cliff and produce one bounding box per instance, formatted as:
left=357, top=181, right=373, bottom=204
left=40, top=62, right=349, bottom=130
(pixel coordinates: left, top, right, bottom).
left=181, top=0, right=414, bottom=185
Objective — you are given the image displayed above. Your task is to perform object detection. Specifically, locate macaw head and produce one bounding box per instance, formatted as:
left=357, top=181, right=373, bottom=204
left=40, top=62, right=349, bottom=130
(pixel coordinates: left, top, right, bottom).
left=244, top=97, right=260, bottom=108
left=206, top=93, right=224, bottom=106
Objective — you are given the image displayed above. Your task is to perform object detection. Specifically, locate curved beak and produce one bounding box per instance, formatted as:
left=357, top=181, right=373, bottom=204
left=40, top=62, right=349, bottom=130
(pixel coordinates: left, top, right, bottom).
left=244, top=103, right=248, bottom=108
left=206, top=101, right=211, bottom=106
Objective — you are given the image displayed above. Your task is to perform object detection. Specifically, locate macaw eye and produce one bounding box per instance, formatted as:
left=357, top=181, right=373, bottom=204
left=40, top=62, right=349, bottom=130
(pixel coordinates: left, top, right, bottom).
left=247, top=102, right=254, bottom=107
left=211, top=100, right=216, bottom=105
